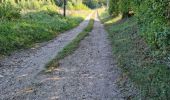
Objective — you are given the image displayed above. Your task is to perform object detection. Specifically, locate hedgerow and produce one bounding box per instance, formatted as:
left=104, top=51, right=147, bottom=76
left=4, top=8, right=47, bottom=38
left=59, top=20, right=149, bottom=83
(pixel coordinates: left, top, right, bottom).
left=109, top=0, right=170, bottom=52
left=106, top=0, right=170, bottom=99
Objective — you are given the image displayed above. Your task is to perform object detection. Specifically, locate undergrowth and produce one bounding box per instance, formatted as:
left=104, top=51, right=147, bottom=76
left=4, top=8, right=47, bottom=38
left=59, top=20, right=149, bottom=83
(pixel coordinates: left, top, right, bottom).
left=99, top=10, right=170, bottom=100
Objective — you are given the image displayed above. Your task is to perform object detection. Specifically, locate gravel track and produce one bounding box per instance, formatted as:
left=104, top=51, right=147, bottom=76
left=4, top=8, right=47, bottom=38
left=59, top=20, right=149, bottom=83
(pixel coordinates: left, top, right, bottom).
left=7, top=13, right=124, bottom=100
left=0, top=12, right=125, bottom=100
left=0, top=13, right=92, bottom=100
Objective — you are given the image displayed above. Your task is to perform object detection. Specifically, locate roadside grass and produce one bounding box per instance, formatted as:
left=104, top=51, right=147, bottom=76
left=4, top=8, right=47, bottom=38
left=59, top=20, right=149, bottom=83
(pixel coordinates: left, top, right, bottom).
left=45, top=16, right=94, bottom=72
left=0, top=9, right=90, bottom=55
left=99, top=10, right=170, bottom=100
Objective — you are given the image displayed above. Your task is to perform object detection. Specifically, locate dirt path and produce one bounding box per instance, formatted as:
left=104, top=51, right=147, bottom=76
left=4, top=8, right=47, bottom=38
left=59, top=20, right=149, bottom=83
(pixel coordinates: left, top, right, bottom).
left=54, top=13, right=124, bottom=100
left=0, top=12, right=125, bottom=100
left=0, top=13, right=92, bottom=100
left=4, top=13, right=125, bottom=100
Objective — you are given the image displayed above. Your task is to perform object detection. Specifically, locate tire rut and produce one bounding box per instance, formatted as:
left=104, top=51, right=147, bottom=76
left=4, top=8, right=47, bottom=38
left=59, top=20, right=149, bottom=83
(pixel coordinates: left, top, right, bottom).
left=0, top=13, right=92, bottom=100
left=10, top=12, right=125, bottom=100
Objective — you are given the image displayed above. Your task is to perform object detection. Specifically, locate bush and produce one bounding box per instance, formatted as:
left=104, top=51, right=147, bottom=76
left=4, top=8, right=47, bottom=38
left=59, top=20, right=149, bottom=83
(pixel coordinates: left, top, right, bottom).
left=66, top=2, right=89, bottom=10
left=17, top=0, right=55, bottom=10
left=0, top=2, right=21, bottom=20
left=136, top=1, right=170, bottom=50
left=108, top=0, right=170, bottom=51
left=83, top=0, right=99, bottom=9
left=73, top=3, right=89, bottom=10
left=67, top=1, right=74, bottom=10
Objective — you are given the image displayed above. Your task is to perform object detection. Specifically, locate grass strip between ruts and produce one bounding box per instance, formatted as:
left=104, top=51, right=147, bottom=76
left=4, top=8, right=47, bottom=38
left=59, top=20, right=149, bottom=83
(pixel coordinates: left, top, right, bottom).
left=45, top=15, right=95, bottom=72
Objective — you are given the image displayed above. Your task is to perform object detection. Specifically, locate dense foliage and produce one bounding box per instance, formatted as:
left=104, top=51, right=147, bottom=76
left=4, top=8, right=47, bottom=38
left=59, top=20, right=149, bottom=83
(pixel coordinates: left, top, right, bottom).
left=0, top=0, right=56, bottom=9
left=0, top=0, right=57, bottom=19
left=83, top=0, right=99, bottom=9
left=54, top=0, right=89, bottom=10
left=109, top=0, right=170, bottom=52
left=67, top=1, right=89, bottom=10
left=56, top=0, right=106, bottom=9
left=83, top=0, right=106, bottom=9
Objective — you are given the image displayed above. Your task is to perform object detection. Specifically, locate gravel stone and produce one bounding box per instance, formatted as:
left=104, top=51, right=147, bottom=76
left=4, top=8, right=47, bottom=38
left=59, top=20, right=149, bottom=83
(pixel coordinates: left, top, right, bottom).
left=0, top=14, right=92, bottom=100
left=0, top=13, right=126, bottom=100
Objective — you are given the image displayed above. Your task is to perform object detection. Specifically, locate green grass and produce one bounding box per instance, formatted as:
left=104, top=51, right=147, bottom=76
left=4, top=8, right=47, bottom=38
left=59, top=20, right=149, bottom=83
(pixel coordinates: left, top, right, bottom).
left=99, top=10, right=170, bottom=100
left=45, top=18, right=94, bottom=72
left=98, top=8, right=122, bottom=25
left=0, top=10, right=84, bottom=55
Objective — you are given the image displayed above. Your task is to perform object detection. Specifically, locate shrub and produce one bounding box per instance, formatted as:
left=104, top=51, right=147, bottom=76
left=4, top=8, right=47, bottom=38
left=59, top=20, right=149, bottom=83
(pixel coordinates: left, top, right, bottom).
left=83, top=0, right=99, bottom=9
left=136, top=1, right=170, bottom=50
left=18, top=0, right=55, bottom=10
left=73, top=3, right=89, bottom=10
left=108, top=0, right=170, bottom=51
left=66, top=2, right=89, bottom=10
left=108, top=0, right=119, bottom=16
left=67, top=1, right=74, bottom=10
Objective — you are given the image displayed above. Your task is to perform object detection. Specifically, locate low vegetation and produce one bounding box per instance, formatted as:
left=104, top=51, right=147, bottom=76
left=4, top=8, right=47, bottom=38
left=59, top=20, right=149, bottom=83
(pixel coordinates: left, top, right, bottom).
left=99, top=9, right=170, bottom=100
left=67, top=1, right=89, bottom=10
left=0, top=1, right=89, bottom=55
left=46, top=17, right=94, bottom=72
